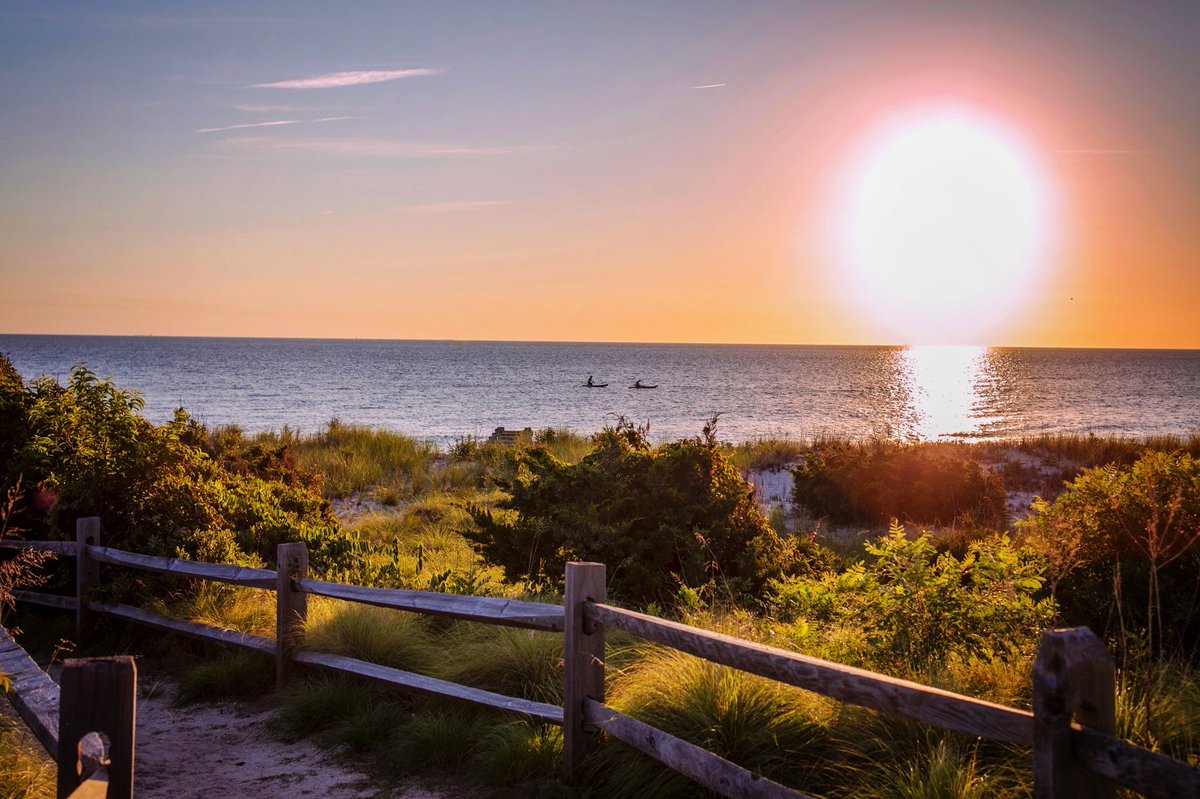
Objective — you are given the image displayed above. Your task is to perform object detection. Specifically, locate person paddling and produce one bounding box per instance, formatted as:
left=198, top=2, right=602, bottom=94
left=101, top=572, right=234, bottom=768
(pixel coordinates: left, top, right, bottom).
left=634, top=379, right=644, bottom=388
left=587, top=375, right=595, bottom=386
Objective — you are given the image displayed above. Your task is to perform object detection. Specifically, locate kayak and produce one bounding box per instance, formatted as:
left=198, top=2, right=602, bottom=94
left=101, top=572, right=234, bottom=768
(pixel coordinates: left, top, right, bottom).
left=583, top=383, right=609, bottom=388
left=630, top=384, right=658, bottom=389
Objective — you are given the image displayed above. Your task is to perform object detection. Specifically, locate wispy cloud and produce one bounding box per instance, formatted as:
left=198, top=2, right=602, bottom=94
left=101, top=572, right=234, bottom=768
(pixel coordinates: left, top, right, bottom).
left=215, top=136, right=534, bottom=157
left=251, top=68, right=440, bottom=90
left=313, top=116, right=354, bottom=123
left=195, top=119, right=300, bottom=134
left=393, top=201, right=505, bottom=214
left=692, top=83, right=727, bottom=89
left=230, top=103, right=300, bottom=113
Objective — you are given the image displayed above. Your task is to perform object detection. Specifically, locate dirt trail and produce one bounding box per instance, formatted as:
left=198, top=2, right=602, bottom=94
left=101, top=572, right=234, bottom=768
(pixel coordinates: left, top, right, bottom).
left=131, top=680, right=451, bottom=799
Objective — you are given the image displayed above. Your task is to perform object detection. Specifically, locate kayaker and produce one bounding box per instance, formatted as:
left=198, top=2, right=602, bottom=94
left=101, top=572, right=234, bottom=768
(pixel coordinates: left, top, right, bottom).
left=587, top=375, right=595, bottom=386
left=634, top=379, right=644, bottom=388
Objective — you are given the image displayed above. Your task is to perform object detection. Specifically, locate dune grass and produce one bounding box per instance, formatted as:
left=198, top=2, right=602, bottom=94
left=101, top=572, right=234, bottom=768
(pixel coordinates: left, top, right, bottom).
left=253, top=420, right=439, bottom=499
left=0, top=718, right=53, bottom=799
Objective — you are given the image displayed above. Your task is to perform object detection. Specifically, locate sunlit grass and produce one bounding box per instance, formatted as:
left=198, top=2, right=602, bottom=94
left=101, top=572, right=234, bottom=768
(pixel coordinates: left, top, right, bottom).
left=300, top=598, right=436, bottom=672
left=726, top=437, right=808, bottom=472
left=256, top=420, right=439, bottom=499
left=0, top=719, right=53, bottom=799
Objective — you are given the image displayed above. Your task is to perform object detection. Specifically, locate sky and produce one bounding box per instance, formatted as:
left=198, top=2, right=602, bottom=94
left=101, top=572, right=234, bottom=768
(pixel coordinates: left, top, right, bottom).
left=1, top=1, right=1198, bottom=347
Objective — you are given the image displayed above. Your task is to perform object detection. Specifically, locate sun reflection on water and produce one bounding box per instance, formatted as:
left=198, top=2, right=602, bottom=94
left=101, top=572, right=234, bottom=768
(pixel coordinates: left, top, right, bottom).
left=899, top=345, right=991, bottom=440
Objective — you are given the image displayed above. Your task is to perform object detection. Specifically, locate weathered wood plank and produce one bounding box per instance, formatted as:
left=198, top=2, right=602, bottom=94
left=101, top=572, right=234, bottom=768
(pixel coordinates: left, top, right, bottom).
left=57, top=659, right=134, bottom=799
left=65, top=773, right=109, bottom=799
left=1033, top=628, right=1116, bottom=799
left=584, top=699, right=810, bottom=799
left=57, top=657, right=136, bottom=799
left=1074, top=725, right=1200, bottom=799
left=292, top=650, right=564, bottom=725
left=86, top=546, right=277, bottom=589
left=0, top=623, right=59, bottom=757
left=296, top=578, right=565, bottom=632
left=276, top=542, right=308, bottom=688
left=75, top=519, right=101, bottom=641
left=0, top=539, right=77, bottom=555
left=564, top=562, right=605, bottom=778
left=13, top=590, right=77, bottom=610
left=90, top=602, right=275, bottom=655
left=586, top=602, right=1034, bottom=745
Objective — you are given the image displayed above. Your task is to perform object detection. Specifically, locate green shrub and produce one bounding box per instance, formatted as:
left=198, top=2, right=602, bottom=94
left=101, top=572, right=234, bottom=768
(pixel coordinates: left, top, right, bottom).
left=466, top=419, right=826, bottom=603
left=768, top=525, right=1055, bottom=672
left=791, top=441, right=1006, bottom=529
left=1018, top=451, right=1200, bottom=654
left=0, top=363, right=339, bottom=570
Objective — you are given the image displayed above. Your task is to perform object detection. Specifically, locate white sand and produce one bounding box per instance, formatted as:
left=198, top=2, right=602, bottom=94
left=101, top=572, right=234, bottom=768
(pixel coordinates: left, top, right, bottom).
left=133, top=682, right=452, bottom=799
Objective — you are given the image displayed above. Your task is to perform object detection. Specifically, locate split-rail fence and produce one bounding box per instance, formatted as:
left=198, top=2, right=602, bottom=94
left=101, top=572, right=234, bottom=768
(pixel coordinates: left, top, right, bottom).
left=3, top=517, right=1199, bottom=799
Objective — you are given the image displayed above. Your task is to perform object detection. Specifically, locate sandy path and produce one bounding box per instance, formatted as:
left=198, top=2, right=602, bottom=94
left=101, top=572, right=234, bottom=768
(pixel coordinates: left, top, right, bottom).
left=133, top=681, right=448, bottom=799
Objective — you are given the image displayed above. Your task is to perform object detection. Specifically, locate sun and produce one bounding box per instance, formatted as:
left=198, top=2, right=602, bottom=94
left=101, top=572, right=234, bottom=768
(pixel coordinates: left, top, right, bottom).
left=832, top=107, right=1055, bottom=344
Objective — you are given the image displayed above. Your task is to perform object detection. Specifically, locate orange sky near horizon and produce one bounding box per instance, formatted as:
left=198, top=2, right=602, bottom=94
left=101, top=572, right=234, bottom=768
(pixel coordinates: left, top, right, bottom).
left=2, top=3, right=1199, bottom=349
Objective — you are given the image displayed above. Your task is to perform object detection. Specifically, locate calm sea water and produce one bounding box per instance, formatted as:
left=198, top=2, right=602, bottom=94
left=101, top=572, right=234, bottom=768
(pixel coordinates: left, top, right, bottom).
left=2, top=336, right=1198, bottom=445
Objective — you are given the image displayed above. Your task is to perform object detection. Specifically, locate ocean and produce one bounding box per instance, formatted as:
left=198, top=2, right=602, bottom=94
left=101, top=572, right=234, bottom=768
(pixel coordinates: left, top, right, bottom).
left=1, top=336, right=1198, bottom=445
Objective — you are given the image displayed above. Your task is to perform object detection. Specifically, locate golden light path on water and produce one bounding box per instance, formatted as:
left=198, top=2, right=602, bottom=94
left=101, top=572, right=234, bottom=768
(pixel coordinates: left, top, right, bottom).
left=898, top=345, right=999, bottom=440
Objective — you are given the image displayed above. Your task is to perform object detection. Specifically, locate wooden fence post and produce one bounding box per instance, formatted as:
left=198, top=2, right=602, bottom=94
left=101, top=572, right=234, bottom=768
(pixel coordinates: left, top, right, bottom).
left=74, top=518, right=102, bottom=642
left=564, top=562, right=605, bottom=780
left=276, top=542, right=309, bottom=688
left=1033, top=627, right=1116, bottom=799
left=56, top=656, right=137, bottom=799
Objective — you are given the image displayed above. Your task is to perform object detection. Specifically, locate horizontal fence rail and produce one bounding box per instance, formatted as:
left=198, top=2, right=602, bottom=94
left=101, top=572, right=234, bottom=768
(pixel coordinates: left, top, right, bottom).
left=87, top=546, right=277, bottom=589
left=297, top=577, right=565, bottom=631
left=586, top=601, right=1035, bottom=745
left=89, top=602, right=276, bottom=655
left=5, top=522, right=1200, bottom=799
left=0, top=539, right=77, bottom=556
left=294, top=650, right=564, bottom=724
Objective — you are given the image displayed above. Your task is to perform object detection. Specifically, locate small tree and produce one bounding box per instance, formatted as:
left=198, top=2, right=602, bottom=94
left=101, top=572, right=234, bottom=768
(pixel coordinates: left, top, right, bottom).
left=1019, top=451, right=1200, bottom=657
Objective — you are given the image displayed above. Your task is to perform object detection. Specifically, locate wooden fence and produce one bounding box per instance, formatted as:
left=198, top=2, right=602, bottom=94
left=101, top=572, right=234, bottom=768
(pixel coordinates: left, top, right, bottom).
left=3, top=517, right=1199, bottom=799
left=0, top=622, right=136, bottom=799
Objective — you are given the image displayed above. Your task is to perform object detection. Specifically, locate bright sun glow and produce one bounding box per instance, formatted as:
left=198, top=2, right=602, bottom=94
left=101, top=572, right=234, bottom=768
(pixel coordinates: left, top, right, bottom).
left=834, top=107, right=1055, bottom=344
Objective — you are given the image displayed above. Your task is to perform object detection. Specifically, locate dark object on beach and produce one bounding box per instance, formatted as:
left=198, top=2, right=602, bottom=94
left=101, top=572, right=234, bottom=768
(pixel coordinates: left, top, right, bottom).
left=631, top=380, right=657, bottom=389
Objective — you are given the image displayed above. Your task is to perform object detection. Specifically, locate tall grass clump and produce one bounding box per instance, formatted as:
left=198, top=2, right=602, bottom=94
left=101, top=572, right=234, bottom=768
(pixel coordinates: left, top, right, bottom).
left=727, top=438, right=808, bottom=472
left=283, top=420, right=439, bottom=498
left=436, top=625, right=564, bottom=705
left=174, top=650, right=274, bottom=704
left=0, top=720, right=53, bottom=799
left=271, top=676, right=389, bottom=740
left=154, top=582, right=276, bottom=639
left=863, top=739, right=1003, bottom=799
left=591, top=648, right=839, bottom=797
left=532, top=427, right=593, bottom=465
left=1013, top=432, right=1200, bottom=471
left=300, top=599, right=436, bottom=671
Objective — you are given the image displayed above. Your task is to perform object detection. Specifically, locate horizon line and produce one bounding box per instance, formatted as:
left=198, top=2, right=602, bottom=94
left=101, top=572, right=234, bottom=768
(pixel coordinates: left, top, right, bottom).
left=1, top=331, right=1198, bottom=353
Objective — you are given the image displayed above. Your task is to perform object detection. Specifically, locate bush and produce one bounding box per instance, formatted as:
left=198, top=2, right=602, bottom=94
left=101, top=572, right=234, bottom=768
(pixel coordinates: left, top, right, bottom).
left=791, top=441, right=1006, bottom=529
left=768, top=525, right=1055, bottom=672
left=1018, top=451, right=1200, bottom=655
left=0, top=362, right=339, bottom=570
left=466, top=419, right=826, bottom=603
